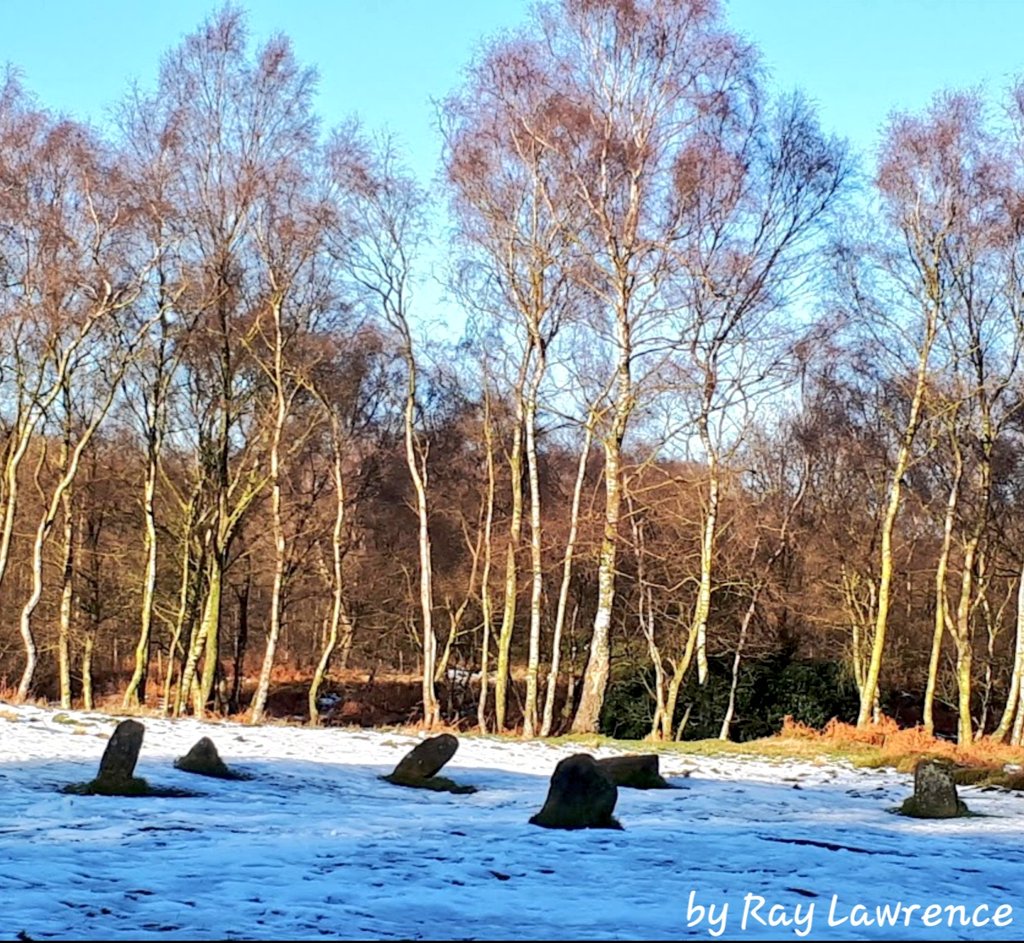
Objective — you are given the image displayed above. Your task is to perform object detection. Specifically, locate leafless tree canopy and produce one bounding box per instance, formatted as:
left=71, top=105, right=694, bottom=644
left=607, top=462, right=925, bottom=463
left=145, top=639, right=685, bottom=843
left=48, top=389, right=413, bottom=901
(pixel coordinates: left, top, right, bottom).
left=3, top=2, right=1024, bottom=745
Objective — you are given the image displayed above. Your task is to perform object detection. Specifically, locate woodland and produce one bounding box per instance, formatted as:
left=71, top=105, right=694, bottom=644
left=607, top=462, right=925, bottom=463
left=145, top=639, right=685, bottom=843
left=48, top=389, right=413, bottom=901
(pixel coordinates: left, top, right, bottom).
left=2, top=0, right=1024, bottom=748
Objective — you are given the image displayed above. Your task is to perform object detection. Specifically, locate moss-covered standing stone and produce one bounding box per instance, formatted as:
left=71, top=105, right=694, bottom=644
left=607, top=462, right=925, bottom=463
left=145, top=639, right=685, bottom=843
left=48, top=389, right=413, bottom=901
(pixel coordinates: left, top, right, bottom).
left=899, top=759, right=969, bottom=818
left=530, top=753, right=622, bottom=830
left=61, top=719, right=200, bottom=797
left=98, top=719, right=144, bottom=779
left=62, top=719, right=152, bottom=796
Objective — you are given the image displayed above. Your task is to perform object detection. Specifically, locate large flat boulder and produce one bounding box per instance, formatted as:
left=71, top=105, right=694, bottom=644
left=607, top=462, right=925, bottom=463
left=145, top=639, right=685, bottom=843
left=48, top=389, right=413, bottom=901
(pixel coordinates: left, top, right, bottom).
left=530, top=753, right=622, bottom=830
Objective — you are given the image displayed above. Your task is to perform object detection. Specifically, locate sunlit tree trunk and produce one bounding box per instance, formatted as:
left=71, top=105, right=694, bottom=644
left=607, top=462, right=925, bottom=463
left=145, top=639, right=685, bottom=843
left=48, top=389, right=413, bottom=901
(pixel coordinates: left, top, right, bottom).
left=57, top=484, right=75, bottom=709
left=123, top=444, right=160, bottom=708
left=495, top=359, right=528, bottom=732
left=541, top=410, right=596, bottom=737
left=692, top=429, right=720, bottom=685
left=720, top=592, right=757, bottom=741
left=993, top=555, right=1024, bottom=742
left=251, top=298, right=289, bottom=726
left=523, top=335, right=546, bottom=737
left=857, top=306, right=936, bottom=726
left=178, top=549, right=224, bottom=716
left=16, top=377, right=118, bottom=701
left=477, top=391, right=497, bottom=733
left=405, top=361, right=439, bottom=728
left=573, top=320, right=632, bottom=734
left=952, top=537, right=980, bottom=744
left=81, top=633, right=94, bottom=711
left=923, top=436, right=960, bottom=734
left=309, top=412, right=353, bottom=726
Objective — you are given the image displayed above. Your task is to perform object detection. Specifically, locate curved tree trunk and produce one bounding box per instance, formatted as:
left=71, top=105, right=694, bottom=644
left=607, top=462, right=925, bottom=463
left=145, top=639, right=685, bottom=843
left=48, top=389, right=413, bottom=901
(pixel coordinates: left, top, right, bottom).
left=993, top=555, right=1024, bottom=741
left=523, top=341, right=545, bottom=737
left=923, top=447, right=960, bottom=735
left=541, top=412, right=595, bottom=737
left=572, top=293, right=633, bottom=735
left=495, top=380, right=526, bottom=732
left=123, top=452, right=160, bottom=708
left=251, top=311, right=288, bottom=725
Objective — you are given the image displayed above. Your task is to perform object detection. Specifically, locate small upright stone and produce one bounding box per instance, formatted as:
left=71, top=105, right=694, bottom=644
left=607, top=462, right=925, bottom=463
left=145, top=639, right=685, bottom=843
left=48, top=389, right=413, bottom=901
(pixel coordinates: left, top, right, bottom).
left=530, top=754, right=622, bottom=830
left=596, top=754, right=673, bottom=790
left=900, top=759, right=969, bottom=818
left=175, top=737, right=235, bottom=779
left=390, top=734, right=459, bottom=784
left=95, top=720, right=145, bottom=788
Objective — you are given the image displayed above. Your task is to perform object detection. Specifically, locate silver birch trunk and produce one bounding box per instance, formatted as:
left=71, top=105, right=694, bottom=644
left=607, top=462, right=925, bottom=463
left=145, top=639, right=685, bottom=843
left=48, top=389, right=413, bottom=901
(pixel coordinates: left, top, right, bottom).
left=251, top=301, right=288, bottom=725
left=57, top=486, right=75, bottom=709
left=993, top=555, right=1024, bottom=741
left=924, top=450, right=960, bottom=735
left=541, top=412, right=595, bottom=737
left=858, top=311, right=935, bottom=726
left=495, top=372, right=526, bottom=732
left=309, top=415, right=352, bottom=726
left=572, top=296, right=634, bottom=735
left=477, top=391, right=497, bottom=733
left=123, top=452, right=160, bottom=707
left=523, top=344, right=545, bottom=737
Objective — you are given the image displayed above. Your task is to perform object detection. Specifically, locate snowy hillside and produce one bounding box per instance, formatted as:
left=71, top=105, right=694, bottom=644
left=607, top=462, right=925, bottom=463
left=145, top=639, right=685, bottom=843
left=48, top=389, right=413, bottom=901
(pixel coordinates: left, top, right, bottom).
left=1, top=703, right=1022, bottom=940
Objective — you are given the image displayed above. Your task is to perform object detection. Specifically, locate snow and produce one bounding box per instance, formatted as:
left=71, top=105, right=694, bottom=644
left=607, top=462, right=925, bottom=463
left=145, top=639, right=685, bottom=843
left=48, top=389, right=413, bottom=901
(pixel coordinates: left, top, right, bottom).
left=1, top=702, right=1022, bottom=941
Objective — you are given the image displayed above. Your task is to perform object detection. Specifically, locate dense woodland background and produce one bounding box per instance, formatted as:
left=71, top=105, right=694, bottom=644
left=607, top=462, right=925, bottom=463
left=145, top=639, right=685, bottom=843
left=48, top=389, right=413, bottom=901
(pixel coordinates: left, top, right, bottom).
left=3, top=0, right=1024, bottom=745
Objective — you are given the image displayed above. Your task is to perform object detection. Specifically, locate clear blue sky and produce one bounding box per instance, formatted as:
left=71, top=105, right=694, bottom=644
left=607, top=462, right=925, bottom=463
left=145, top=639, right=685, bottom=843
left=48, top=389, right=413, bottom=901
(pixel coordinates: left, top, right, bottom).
left=4, top=0, right=1024, bottom=180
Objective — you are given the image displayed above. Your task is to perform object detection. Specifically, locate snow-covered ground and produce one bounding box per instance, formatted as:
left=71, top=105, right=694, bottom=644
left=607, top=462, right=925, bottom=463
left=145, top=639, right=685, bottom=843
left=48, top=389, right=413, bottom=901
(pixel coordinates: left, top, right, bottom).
left=1, top=702, right=1022, bottom=941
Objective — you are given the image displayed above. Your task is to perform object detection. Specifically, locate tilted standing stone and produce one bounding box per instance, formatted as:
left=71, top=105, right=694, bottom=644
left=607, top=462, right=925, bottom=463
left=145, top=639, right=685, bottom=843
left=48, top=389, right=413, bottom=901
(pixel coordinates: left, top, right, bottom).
left=62, top=717, right=198, bottom=797
left=900, top=759, right=969, bottom=818
left=596, top=754, right=673, bottom=790
left=389, top=734, right=459, bottom=784
left=175, top=737, right=234, bottom=779
left=530, top=753, right=622, bottom=830
left=95, top=719, right=145, bottom=788
left=382, top=733, right=476, bottom=793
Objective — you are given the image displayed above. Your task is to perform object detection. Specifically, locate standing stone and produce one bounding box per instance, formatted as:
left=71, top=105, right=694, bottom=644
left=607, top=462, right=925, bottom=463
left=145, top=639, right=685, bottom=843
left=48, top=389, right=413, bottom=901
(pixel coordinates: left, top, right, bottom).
left=389, top=734, right=459, bottom=784
left=175, top=737, right=235, bottom=779
left=95, top=720, right=145, bottom=786
left=530, top=754, right=622, bottom=830
left=900, top=759, right=969, bottom=818
left=596, top=754, right=673, bottom=789
left=63, top=719, right=151, bottom=795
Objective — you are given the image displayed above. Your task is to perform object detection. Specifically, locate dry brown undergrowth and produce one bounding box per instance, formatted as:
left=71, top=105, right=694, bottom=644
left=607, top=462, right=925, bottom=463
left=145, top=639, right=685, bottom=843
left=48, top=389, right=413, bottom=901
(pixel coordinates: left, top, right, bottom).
left=779, top=714, right=1024, bottom=784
